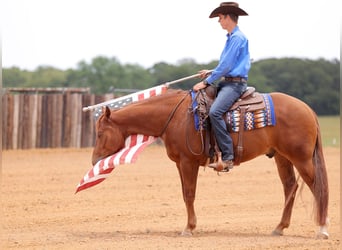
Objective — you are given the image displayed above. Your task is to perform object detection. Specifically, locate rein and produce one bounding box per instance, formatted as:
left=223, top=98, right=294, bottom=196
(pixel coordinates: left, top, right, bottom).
left=186, top=92, right=205, bottom=156
left=158, top=92, right=189, bottom=137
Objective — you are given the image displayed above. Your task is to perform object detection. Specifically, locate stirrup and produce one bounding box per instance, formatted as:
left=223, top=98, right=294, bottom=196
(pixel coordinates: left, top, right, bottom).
left=208, top=161, right=233, bottom=172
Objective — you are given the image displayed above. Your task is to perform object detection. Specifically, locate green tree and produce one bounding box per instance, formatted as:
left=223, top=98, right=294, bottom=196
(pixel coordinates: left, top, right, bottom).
left=66, top=56, right=124, bottom=93
left=30, top=66, right=67, bottom=87
left=3, top=67, right=31, bottom=87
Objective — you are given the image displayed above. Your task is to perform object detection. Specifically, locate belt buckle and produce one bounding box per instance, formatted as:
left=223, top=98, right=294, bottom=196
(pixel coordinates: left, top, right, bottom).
left=226, top=77, right=240, bottom=82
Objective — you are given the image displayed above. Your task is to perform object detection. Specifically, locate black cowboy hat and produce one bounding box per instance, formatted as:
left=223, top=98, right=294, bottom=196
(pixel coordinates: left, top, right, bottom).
left=209, top=2, right=248, bottom=18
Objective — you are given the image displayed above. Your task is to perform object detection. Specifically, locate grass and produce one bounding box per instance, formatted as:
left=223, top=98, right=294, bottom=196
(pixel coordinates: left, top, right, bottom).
left=318, top=116, right=340, bottom=147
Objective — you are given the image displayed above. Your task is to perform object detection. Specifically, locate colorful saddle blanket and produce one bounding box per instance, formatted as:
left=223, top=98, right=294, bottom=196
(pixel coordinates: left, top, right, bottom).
left=225, top=94, right=276, bottom=132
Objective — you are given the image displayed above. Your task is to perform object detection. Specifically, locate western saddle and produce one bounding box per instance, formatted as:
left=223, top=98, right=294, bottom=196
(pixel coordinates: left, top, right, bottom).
left=195, top=85, right=266, bottom=166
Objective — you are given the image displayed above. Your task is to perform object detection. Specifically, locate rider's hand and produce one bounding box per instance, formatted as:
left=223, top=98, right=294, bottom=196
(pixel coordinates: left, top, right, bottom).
left=198, top=69, right=211, bottom=78
left=193, top=81, right=208, bottom=92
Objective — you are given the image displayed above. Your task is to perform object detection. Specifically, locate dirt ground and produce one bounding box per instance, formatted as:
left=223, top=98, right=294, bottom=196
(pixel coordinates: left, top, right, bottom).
left=1, top=146, right=340, bottom=249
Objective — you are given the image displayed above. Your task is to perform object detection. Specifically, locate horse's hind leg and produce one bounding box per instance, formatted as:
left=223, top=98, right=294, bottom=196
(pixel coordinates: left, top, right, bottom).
left=292, top=158, right=329, bottom=239
left=273, top=153, right=298, bottom=236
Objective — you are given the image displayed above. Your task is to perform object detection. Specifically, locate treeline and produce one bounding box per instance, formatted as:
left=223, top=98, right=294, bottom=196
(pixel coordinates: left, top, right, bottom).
left=3, top=57, right=340, bottom=115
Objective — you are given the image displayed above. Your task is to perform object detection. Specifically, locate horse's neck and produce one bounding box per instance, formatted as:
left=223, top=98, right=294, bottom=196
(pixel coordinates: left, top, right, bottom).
left=115, top=92, right=187, bottom=136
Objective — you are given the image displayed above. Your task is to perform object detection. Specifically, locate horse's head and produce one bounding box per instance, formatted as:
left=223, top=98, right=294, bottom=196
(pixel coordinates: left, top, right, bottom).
left=92, top=106, right=125, bottom=165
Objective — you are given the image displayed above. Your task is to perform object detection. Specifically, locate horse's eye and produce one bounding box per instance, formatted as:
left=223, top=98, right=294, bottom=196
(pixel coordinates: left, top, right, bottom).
left=97, top=132, right=103, bottom=138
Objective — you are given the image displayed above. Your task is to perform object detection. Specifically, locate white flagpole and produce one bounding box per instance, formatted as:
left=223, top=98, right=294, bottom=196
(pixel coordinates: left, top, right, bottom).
left=164, top=70, right=213, bottom=87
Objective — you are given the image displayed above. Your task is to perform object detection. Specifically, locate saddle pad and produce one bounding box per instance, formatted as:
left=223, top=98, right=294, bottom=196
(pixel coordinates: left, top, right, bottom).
left=225, top=94, right=276, bottom=132
left=191, top=90, right=201, bottom=130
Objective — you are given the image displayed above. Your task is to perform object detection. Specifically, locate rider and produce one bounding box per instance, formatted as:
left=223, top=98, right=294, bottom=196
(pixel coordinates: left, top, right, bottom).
left=193, top=2, right=251, bottom=172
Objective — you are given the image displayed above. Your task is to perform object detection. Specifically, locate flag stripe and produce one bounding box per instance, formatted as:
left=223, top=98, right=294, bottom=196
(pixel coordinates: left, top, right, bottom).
left=119, top=147, right=131, bottom=164
left=77, top=178, right=106, bottom=193
left=76, top=135, right=157, bottom=193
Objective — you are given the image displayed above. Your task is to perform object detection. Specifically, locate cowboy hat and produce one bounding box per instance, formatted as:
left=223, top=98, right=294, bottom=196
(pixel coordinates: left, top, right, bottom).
left=209, top=2, right=248, bottom=18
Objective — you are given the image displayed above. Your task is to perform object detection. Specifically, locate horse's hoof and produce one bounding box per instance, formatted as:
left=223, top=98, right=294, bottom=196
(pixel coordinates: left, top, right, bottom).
left=316, top=223, right=329, bottom=239
left=316, top=231, right=329, bottom=239
left=316, top=227, right=329, bottom=239
left=272, top=229, right=283, bottom=236
left=181, top=229, right=193, bottom=236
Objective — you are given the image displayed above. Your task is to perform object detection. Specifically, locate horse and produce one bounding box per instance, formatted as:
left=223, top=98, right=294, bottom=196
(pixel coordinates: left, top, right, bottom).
left=91, top=88, right=329, bottom=238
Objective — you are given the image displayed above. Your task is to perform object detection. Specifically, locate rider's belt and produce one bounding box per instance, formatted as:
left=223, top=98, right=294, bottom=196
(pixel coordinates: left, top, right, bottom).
left=223, top=77, right=247, bottom=83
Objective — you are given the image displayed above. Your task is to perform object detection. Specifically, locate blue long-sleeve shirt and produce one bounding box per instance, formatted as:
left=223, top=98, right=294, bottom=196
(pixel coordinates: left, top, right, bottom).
left=206, top=26, right=251, bottom=84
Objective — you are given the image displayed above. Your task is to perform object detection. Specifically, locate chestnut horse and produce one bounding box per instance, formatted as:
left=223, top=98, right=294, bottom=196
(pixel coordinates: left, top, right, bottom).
left=92, top=89, right=329, bottom=238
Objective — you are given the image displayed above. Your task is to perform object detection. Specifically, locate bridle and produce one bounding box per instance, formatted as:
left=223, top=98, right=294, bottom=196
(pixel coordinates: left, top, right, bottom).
left=158, top=90, right=205, bottom=156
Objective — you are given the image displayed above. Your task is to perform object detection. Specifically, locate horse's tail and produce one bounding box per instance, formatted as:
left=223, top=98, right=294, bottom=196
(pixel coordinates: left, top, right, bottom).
left=312, top=116, right=329, bottom=226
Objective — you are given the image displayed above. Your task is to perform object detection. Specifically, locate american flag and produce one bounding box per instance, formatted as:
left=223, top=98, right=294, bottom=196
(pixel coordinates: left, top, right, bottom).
left=76, top=134, right=157, bottom=193
left=94, top=85, right=167, bottom=119
left=76, top=85, right=168, bottom=193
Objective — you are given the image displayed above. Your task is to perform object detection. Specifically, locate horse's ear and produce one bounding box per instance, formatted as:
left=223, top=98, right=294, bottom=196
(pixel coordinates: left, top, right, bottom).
left=105, top=106, right=111, bottom=118
left=102, top=106, right=111, bottom=119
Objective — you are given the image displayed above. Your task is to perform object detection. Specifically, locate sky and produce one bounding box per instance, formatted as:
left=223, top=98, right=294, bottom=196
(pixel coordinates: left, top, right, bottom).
left=1, top=0, right=340, bottom=71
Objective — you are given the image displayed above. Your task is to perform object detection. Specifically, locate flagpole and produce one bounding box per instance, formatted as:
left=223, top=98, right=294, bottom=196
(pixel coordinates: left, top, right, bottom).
left=82, top=70, right=213, bottom=112
left=164, top=70, right=213, bottom=87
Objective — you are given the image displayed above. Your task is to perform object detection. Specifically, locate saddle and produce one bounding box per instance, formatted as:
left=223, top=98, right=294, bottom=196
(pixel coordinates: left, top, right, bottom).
left=196, top=85, right=266, bottom=166
left=204, top=85, right=265, bottom=112
left=229, top=87, right=265, bottom=111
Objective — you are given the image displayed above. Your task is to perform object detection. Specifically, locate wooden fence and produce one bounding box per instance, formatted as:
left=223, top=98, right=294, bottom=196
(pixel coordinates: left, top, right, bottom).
left=2, top=88, right=114, bottom=150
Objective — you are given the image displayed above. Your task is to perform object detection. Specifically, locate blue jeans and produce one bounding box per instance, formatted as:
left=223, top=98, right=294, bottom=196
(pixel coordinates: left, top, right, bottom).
left=209, top=81, right=247, bottom=161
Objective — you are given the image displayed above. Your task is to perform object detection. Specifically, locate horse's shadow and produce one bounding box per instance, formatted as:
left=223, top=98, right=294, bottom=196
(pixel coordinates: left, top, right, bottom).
left=71, top=229, right=313, bottom=240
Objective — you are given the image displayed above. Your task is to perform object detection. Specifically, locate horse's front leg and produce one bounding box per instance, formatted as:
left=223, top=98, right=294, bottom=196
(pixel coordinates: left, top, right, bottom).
left=176, top=160, right=200, bottom=236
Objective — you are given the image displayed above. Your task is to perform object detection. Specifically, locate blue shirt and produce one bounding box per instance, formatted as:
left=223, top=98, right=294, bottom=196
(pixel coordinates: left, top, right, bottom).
left=206, top=26, right=251, bottom=84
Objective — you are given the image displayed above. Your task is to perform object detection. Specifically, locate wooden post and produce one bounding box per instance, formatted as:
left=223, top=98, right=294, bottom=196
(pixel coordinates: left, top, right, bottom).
left=30, top=94, right=38, bottom=148
left=12, top=95, right=20, bottom=149
left=36, top=94, right=43, bottom=148
left=81, top=94, right=95, bottom=147
left=21, top=94, right=31, bottom=149
left=62, top=92, right=72, bottom=147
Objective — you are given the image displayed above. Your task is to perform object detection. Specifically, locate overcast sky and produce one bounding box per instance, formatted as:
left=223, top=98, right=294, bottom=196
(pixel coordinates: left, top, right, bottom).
left=1, top=0, right=340, bottom=70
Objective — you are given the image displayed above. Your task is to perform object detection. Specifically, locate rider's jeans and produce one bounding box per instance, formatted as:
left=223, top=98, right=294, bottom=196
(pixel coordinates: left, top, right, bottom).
left=209, top=81, right=247, bottom=161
